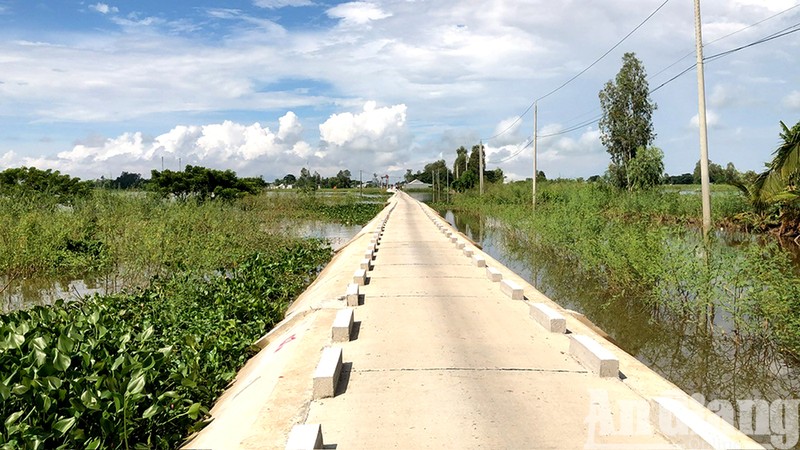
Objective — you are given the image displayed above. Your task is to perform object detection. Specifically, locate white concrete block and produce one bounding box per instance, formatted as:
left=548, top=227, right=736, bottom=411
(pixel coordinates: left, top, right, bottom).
left=463, top=247, right=474, bottom=257
left=313, top=347, right=343, bottom=399
left=500, top=279, right=523, bottom=300
left=650, top=397, right=742, bottom=450
left=365, top=250, right=374, bottom=261
left=360, top=258, right=372, bottom=271
left=472, top=255, right=486, bottom=267
left=486, top=266, right=502, bottom=282
left=332, top=308, right=354, bottom=342
left=569, top=335, right=619, bottom=378
left=345, top=283, right=359, bottom=307
left=366, top=243, right=375, bottom=253
left=353, top=268, right=367, bottom=286
left=529, top=303, right=566, bottom=333
left=450, top=236, right=458, bottom=243
left=454, top=240, right=465, bottom=249
left=285, top=423, right=323, bottom=450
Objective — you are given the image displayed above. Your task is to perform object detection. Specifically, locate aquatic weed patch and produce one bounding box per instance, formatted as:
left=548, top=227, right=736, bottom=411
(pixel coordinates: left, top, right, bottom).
left=0, top=240, right=331, bottom=449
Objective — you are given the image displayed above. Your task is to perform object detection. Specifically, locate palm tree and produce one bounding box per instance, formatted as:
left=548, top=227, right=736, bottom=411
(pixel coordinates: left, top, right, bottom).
left=739, top=121, right=800, bottom=235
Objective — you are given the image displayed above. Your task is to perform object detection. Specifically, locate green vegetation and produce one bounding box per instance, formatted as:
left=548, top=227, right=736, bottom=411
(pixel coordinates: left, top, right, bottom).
left=598, top=52, right=659, bottom=190
left=0, top=242, right=330, bottom=449
left=447, top=180, right=800, bottom=358
left=0, top=167, right=92, bottom=205
left=149, top=165, right=266, bottom=201
left=0, top=174, right=385, bottom=447
left=732, top=120, right=800, bottom=236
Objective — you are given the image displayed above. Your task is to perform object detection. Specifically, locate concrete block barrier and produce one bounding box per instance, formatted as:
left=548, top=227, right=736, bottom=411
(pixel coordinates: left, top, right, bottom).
left=500, top=279, right=524, bottom=300
left=353, top=268, right=367, bottom=286
left=366, top=243, right=376, bottom=253
left=332, top=308, right=354, bottom=342
left=486, top=267, right=502, bottom=282
left=650, top=397, right=741, bottom=450
left=529, top=303, right=566, bottom=333
left=364, top=250, right=374, bottom=261
left=285, top=423, right=324, bottom=450
left=449, top=236, right=458, bottom=243
left=472, top=255, right=486, bottom=267
left=360, top=258, right=372, bottom=271
left=454, top=240, right=465, bottom=249
left=346, top=283, right=359, bottom=307
left=313, top=346, right=343, bottom=399
left=463, top=247, right=474, bottom=257
left=569, top=335, right=619, bottom=378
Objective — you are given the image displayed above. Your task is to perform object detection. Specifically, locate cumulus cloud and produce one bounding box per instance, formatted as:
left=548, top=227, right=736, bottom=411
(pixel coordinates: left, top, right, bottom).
left=28, top=112, right=310, bottom=178
left=89, top=3, right=118, bottom=14
left=785, top=91, right=800, bottom=110
left=319, top=101, right=408, bottom=150
left=326, top=2, right=391, bottom=25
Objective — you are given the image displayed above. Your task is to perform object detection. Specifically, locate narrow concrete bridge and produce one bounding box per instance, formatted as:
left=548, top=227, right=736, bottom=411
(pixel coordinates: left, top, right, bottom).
left=185, top=192, right=761, bottom=449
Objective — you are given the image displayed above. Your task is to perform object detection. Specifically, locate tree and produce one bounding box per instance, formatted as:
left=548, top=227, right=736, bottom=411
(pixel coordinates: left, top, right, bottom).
left=149, top=165, right=259, bottom=201
left=282, top=174, right=297, bottom=186
left=334, top=169, right=352, bottom=188
left=627, top=146, right=664, bottom=190
left=693, top=160, right=725, bottom=184
left=453, top=146, right=468, bottom=179
left=598, top=52, right=657, bottom=190
left=0, top=166, right=91, bottom=203
left=114, top=171, right=144, bottom=189
left=467, top=144, right=485, bottom=177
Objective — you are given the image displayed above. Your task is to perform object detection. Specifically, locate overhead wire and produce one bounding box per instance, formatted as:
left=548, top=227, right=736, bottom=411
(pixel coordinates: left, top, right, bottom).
left=482, top=2, right=800, bottom=161
left=480, top=0, right=673, bottom=142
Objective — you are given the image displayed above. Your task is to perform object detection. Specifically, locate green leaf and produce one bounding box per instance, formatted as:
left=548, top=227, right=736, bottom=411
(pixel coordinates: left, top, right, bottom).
left=0, top=380, right=10, bottom=400
left=33, top=349, right=47, bottom=367
left=6, top=332, right=24, bottom=350
left=29, top=336, right=47, bottom=351
left=4, top=410, right=24, bottom=428
left=53, top=349, right=71, bottom=372
left=137, top=325, right=154, bottom=342
left=85, top=437, right=102, bottom=450
left=53, top=417, right=76, bottom=435
left=111, top=355, right=125, bottom=371
left=187, top=402, right=201, bottom=420
left=57, top=334, right=75, bottom=354
left=126, top=372, right=145, bottom=396
left=142, top=404, right=160, bottom=420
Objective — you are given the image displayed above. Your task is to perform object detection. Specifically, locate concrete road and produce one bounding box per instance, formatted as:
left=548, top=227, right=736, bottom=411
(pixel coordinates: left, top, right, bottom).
left=304, top=192, right=678, bottom=449
left=185, top=191, right=760, bottom=450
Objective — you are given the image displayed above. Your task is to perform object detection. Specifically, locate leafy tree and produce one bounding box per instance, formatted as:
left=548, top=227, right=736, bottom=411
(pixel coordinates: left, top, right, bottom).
left=693, top=159, right=725, bottom=184
left=453, top=146, right=468, bottom=178
left=114, top=171, right=144, bottom=189
left=334, top=169, right=352, bottom=188
left=0, top=166, right=91, bottom=203
left=282, top=174, right=297, bottom=186
left=467, top=143, right=485, bottom=177
left=150, top=165, right=259, bottom=201
left=627, top=146, right=664, bottom=190
left=598, top=52, right=657, bottom=190
left=665, top=173, right=694, bottom=185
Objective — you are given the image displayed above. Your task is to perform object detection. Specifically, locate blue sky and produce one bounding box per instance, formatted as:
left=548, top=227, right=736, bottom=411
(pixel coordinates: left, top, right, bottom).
left=0, top=0, right=798, bottom=182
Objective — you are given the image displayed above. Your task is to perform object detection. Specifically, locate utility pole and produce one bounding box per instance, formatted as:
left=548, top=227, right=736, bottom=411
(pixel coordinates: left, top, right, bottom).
left=479, top=140, right=484, bottom=196
left=359, top=170, right=363, bottom=197
left=446, top=166, right=450, bottom=203
left=694, top=0, right=712, bottom=237
left=532, top=102, right=538, bottom=210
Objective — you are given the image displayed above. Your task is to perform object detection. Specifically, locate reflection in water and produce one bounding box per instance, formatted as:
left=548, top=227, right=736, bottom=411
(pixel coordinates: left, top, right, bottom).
left=1, top=220, right=363, bottom=313
left=441, top=208, right=800, bottom=445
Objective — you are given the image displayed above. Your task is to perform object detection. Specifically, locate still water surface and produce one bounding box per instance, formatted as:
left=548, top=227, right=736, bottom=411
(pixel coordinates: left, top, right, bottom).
left=0, top=220, right=363, bottom=313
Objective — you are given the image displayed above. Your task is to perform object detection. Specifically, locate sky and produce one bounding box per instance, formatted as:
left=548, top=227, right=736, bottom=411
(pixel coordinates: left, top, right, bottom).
left=0, top=0, right=798, bottom=183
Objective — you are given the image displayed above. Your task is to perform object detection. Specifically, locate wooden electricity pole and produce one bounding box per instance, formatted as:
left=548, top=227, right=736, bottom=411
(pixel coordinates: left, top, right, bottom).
left=532, top=102, right=538, bottom=210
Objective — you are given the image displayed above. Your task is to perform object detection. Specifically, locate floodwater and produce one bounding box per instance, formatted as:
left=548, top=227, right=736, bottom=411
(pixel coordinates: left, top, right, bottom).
left=0, top=220, right=363, bottom=314
left=439, top=208, right=800, bottom=448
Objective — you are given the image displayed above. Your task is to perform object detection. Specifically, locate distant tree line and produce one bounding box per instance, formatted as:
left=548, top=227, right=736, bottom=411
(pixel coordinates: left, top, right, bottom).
left=404, top=143, right=504, bottom=192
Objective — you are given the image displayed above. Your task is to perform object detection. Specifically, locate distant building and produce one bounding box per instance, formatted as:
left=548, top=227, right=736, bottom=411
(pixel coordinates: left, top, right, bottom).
left=404, top=179, right=432, bottom=190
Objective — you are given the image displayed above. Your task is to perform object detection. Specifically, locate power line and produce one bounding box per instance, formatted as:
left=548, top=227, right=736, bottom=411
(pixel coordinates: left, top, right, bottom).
left=649, top=3, right=800, bottom=81
left=534, top=0, right=672, bottom=103
left=480, top=0, right=672, bottom=142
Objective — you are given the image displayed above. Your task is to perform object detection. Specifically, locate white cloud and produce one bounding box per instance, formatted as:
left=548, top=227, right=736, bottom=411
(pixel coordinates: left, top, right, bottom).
left=89, top=3, right=118, bottom=14
left=785, top=91, right=800, bottom=110
left=319, top=102, right=408, bottom=150
left=326, top=2, right=391, bottom=25
left=253, top=0, right=314, bottom=8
